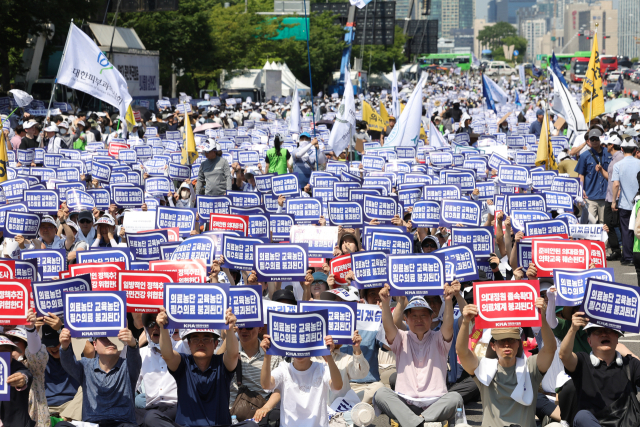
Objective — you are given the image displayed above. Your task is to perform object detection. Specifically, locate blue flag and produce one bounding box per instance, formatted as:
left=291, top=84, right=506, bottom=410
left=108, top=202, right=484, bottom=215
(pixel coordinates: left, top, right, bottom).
left=515, top=91, right=521, bottom=108
left=482, top=74, right=496, bottom=113
left=550, top=52, right=568, bottom=87
left=614, top=74, right=624, bottom=93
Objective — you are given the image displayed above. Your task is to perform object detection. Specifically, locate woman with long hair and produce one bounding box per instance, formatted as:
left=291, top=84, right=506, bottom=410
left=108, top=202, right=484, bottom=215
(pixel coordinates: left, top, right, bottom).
left=265, top=133, right=292, bottom=175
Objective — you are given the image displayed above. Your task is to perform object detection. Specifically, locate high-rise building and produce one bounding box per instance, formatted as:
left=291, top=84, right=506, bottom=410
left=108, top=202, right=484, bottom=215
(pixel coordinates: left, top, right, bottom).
left=618, top=0, right=640, bottom=58
left=441, top=0, right=475, bottom=37
left=495, top=0, right=536, bottom=24
left=563, top=1, right=617, bottom=56
left=520, top=18, right=548, bottom=61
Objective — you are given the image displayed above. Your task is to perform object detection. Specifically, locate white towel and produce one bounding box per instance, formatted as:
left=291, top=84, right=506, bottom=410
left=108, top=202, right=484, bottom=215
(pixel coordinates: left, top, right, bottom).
left=474, top=356, right=533, bottom=406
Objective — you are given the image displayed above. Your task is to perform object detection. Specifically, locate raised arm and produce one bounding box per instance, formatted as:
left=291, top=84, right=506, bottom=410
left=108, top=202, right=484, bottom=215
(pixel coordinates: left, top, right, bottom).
left=260, top=334, right=276, bottom=390
left=379, top=284, right=398, bottom=345
left=157, top=308, right=182, bottom=372
left=59, top=328, right=85, bottom=384
left=456, top=304, right=479, bottom=374
left=441, top=282, right=455, bottom=343
left=222, top=308, right=239, bottom=372
left=559, top=311, right=588, bottom=373
left=534, top=297, right=557, bottom=374
left=323, top=336, right=344, bottom=391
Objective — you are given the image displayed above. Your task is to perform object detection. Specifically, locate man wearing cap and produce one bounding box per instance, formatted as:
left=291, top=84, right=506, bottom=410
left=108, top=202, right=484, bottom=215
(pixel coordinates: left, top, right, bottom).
left=559, top=313, right=640, bottom=427
left=156, top=307, right=257, bottom=426
left=58, top=324, right=141, bottom=427
left=0, top=334, right=34, bottom=427
left=611, top=136, right=640, bottom=265
left=20, top=120, right=40, bottom=149
left=43, top=124, right=62, bottom=154
left=374, top=283, right=464, bottom=427
left=602, top=135, right=624, bottom=261
left=456, top=296, right=556, bottom=427
left=575, top=128, right=612, bottom=225
left=557, top=151, right=578, bottom=177
left=528, top=109, right=545, bottom=138
left=196, top=139, right=232, bottom=197
left=292, top=133, right=326, bottom=187
left=74, top=210, right=97, bottom=246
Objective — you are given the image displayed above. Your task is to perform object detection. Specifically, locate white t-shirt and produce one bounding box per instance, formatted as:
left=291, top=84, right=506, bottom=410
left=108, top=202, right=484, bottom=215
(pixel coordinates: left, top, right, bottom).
left=268, top=361, right=332, bottom=427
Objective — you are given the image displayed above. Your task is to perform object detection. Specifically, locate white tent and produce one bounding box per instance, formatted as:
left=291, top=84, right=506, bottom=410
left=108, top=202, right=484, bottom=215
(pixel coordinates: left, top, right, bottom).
left=263, top=61, right=311, bottom=96
left=221, top=69, right=262, bottom=91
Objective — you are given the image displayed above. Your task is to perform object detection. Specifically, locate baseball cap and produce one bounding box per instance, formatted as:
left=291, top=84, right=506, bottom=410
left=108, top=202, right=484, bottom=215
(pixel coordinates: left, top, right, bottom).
left=608, top=135, right=622, bottom=147
left=203, top=140, right=221, bottom=152
left=41, top=325, right=61, bottom=347
left=403, top=296, right=433, bottom=313
left=588, top=129, right=603, bottom=139
left=43, top=124, right=59, bottom=133
left=40, top=215, right=57, bottom=227
left=583, top=322, right=623, bottom=336
left=66, top=220, right=79, bottom=233
left=58, top=121, right=69, bottom=129
left=421, top=235, right=440, bottom=251
left=0, top=334, right=19, bottom=349
left=311, top=272, right=328, bottom=284
left=272, top=287, right=297, bottom=304
left=180, top=329, right=221, bottom=340
left=536, top=109, right=544, bottom=116
left=23, top=120, right=38, bottom=129
left=78, top=211, right=94, bottom=223
left=76, top=120, right=85, bottom=127
left=491, top=327, right=521, bottom=341
left=321, top=286, right=360, bottom=302
left=299, top=132, right=312, bottom=139
left=4, top=326, right=28, bottom=343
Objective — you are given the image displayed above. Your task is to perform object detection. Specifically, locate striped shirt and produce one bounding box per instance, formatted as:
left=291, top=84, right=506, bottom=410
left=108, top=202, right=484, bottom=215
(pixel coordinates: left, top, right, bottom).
left=229, top=341, right=282, bottom=407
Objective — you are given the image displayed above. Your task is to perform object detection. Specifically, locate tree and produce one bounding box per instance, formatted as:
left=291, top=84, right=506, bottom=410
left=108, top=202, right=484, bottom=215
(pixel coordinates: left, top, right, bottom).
left=490, top=35, right=528, bottom=62
left=477, top=22, right=518, bottom=52
left=358, top=26, right=408, bottom=75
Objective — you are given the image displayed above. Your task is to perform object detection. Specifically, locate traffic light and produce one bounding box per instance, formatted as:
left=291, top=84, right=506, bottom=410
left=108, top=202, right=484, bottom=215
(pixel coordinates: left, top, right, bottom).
left=586, top=36, right=592, bottom=40
left=577, top=33, right=584, bottom=36
left=603, top=36, right=611, bottom=39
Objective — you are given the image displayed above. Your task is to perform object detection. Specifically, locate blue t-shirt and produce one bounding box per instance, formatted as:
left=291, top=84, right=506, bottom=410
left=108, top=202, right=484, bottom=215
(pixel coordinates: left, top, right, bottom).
left=575, top=147, right=612, bottom=200
left=341, top=328, right=382, bottom=383
left=612, top=155, right=640, bottom=210
left=170, top=353, right=234, bottom=427
left=45, top=355, right=80, bottom=407
left=528, top=120, right=543, bottom=138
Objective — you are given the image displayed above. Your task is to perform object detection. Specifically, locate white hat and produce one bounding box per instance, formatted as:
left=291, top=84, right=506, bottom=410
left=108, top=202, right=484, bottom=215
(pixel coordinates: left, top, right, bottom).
left=203, top=139, right=221, bottom=152
left=621, top=137, right=637, bottom=148
left=351, top=403, right=376, bottom=426
left=43, top=124, right=59, bottom=133
left=608, top=135, right=622, bottom=147
left=320, top=286, right=360, bottom=302
left=23, top=120, right=38, bottom=129
left=76, top=120, right=85, bottom=127
left=4, top=326, right=27, bottom=343
left=583, top=322, right=623, bottom=336
left=557, top=151, right=570, bottom=162
left=179, top=329, right=221, bottom=339
left=40, top=215, right=57, bottom=227
left=66, top=220, right=80, bottom=232
left=95, top=215, right=115, bottom=226
left=0, top=334, right=19, bottom=349
left=58, top=121, right=69, bottom=128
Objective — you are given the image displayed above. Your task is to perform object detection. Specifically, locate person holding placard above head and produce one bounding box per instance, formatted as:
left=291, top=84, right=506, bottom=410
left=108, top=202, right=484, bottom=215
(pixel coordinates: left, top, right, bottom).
left=92, top=214, right=127, bottom=248
left=56, top=325, right=141, bottom=427
left=14, top=215, right=73, bottom=257
left=292, top=132, right=326, bottom=187
left=0, top=334, right=34, bottom=427
left=196, top=140, right=232, bottom=197
left=156, top=307, right=258, bottom=427
left=373, top=283, right=464, bottom=427
left=455, top=295, right=557, bottom=427
left=260, top=332, right=343, bottom=427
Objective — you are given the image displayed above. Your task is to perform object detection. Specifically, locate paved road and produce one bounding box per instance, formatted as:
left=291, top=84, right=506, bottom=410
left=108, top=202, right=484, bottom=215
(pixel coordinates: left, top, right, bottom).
left=622, top=78, right=640, bottom=94
left=370, top=259, right=639, bottom=426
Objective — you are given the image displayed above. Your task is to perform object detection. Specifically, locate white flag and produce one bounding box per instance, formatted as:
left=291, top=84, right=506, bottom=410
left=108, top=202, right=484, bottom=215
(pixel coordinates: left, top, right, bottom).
left=429, top=121, right=448, bottom=148
left=327, top=66, right=356, bottom=156
left=549, top=68, right=588, bottom=144
left=57, top=23, right=132, bottom=116
left=391, top=63, right=401, bottom=118
left=519, top=65, right=526, bottom=89
left=289, top=85, right=301, bottom=133
left=384, top=73, right=427, bottom=147
left=8, top=90, right=33, bottom=108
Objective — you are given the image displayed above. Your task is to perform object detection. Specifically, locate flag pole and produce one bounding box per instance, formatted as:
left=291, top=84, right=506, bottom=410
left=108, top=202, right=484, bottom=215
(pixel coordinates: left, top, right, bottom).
left=301, top=0, right=318, bottom=170
left=47, top=19, right=74, bottom=123
left=588, top=23, right=598, bottom=125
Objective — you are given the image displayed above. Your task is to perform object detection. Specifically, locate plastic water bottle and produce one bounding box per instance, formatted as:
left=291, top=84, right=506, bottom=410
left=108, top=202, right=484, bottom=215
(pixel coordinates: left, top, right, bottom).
left=454, top=404, right=464, bottom=426
left=231, top=415, right=238, bottom=425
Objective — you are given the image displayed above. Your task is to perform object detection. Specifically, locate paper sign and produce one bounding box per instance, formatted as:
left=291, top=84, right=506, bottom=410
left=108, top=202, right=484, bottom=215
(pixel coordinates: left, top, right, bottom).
left=371, top=232, right=412, bottom=255
left=532, top=240, right=590, bottom=277
left=254, top=243, right=309, bottom=281
left=21, top=249, right=65, bottom=280
left=554, top=268, right=614, bottom=307
left=506, top=194, right=546, bottom=214
left=163, top=283, right=230, bottom=329
left=410, top=201, right=440, bottom=227
left=551, top=177, right=581, bottom=198
left=149, top=259, right=207, bottom=283
left=77, top=248, right=131, bottom=269
left=439, top=200, right=482, bottom=227
left=70, top=262, right=125, bottom=291
left=286, top=198, right=322, bottom=224
left=387, top=253, right=445, bottom=296
left=298, top=301, right=356, bottom=345
left=221, top=235, right=263, bottom=271
left=24, top=190, right=59, bottom=214
left=227, top=191, right=261, bottom=208
left=569, top=224, right=607, bottom=242
left=0, top=352, right=10, bottom=401
left=543, top=191, right=573, bottom=210
left=118, top=270, right=178, bottom=313
left=531, top=171, right=557, bottom=190
left=474, top=281, right=541, bottom=328
left=350, top=251, right=388, bottom=289
left=171, top=235, right=217, bottom=266
left=582, top=279, right=640, bottom=333
left=271, top=174, right=299, bottom=196
left=363, top=195, right=398, bottom=224
left=67, top=189, right=96, bottom=211
left=498, top=165, right=529, bottom=186
left=510, top=210, right=551, bottom=232
left=330, top=254, right=352, bottom=285
left=436, top=245, right=478, bottom=281
left=111, top=185, right=144, bottom=208
left=266, top=310, right=330, bottom=357
left=32, top=275, right=92, bottom=317
left=525, top=219, right=569, bottom=237
left=197, top=196, right=232, bottom=217
left=0, top=280, right=31, bottom=325
left=327, top=202, right=364, bottom=228
left=156, top=207, right=196, bottom=237
left=64, top=291, right=127, bottom=338
left=450, top=227, right=494, bottom=259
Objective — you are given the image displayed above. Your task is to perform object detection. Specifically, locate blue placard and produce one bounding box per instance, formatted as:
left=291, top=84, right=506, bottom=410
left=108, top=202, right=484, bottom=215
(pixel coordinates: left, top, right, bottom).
left=66, top=189, right=96, bottom=211
left=126, top=230, right=168, bottom=261
left=17, top=149, right=35, bottom=163
left=554, top=268, right=614, bottom=307
left=350, top=251, right=388, bottom=289
left=453, top=133, right=470, bottom=146
left=111, top=185, right=144, bottom=208
left=56, top=181, right=86, bottom=203
left=551, top=177, right=581, bottom=198
left=88, top=189, right=111, bottom=209
left=160, top=241, right=181, bottom=260
left=248, top=214, right=270, bottom=238
left=370, top=232, right=412, bottom=255
left=488, top=152, right=511, bottom=170
left=254, top=174, right=275, bottom=193
left=506, top=135, right=526, bottom=147
left=56, top=168, right=81, bottom=182
left=269, top=214, right=294, bottom=241
left=167, top=163, right=191, bottom=180
left=531, top=171, right=558, bottom=190
left=4, top=212, right=40, bottom=238
left=326, top=163, right=349, bottom=175
left=286, top=198, right=322, bottom=224
left=439, top=200, right=482, bottom=227
left=334, top=182, right=361, bottom=202
left=32, top=274, right=92, bottom=317
left=0, top=203, right=27, bottom=232
left=363, top=177, right=392, bottom=195
left=92, top=162, right=112, bottom=182
left=498, top=165, right=529, bottom=186
left=24, top=190, right=59, bottom=214
left=21, top=249, right=65, bottom=280
left=0, top=178, right=29, bottom=202
left=387, top=253, right=445, bottom=296
left=119, top=149, right=137, bottom=163
left=315, top=176, right=340, bottom=189
left=145, top=177, right=173, bottom=195
left=78, top=248, right=131, bottom=269
left=435, top=245, right=478, bottom=281
left=44, top=154, right=63, bottom=167
left=64, top=291, right=127, bottom=338
left=510, top=210, right=551, bottom=232
left=227, top=191, right=261, bottom=208
left=238, top=151, right=260, bottom=166
left=197, top=195, right=231, bottom=217
left=506, top=194, right=546, bottom=214
left=171, top=235, right=217, bottom=266
left=404, top=174, right=432, bottom=185
left=363, top=195, right=398, bottom=224
left=228, top=285, right=263, bottom=328
left=30, top=167, right=56, bottom=182
left=164, top=283, right=229, bottom=329
left=476, top=182, right=496, bottom=201
left=451, top=226, right=494, bottom=259
left=349, top=189, right=380, bottom=203
left=362, top=155, right=385, bottom=171
left=525, top=218, right=569, bottom=237
left=156, top=206, right=196, bottom=237
left=298, top=301, right=356, bottom=345
left=398, top=188, right=422, bottom=209
left=582, top=279, right=640, bottom=333
left=254, top=243, right=309, bottom=281
left=543, top=191, right=573, bottom=210
left=230, top=206, right=265, bottom=216
left=440, top=171, right=476, bottom=192
left=326, top=201, right=363, bottom=228
left=340, top=170, right=362, bottom=183
left=266, top=310, right=330, bottom=357
left=514, top=151, right=536, bottom=167
left=518, top=242, right=532, bottom=269
left=222, top=235, right=263, bottom=270
left=271, top=174, right=299, bottom=196
left=0, top=352, right=10, bottom=401
left=411, top=200, right=440, bottom=227
left=423, top=185, right=461, bottom=201
left=429, top=152, right=453, bottom=167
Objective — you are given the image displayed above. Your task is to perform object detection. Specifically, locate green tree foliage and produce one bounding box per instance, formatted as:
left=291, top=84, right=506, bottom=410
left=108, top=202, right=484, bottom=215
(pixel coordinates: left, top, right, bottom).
left=490, top=36, right=528, bottom=62
left=477, top=22, right=527, bottom=63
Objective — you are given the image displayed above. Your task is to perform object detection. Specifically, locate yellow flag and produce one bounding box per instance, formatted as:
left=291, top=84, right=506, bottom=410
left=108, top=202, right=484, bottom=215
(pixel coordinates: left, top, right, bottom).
left=0, top=131, right=7, bottom=183
left=400, top=103, right=406, bottom=114
left=362, top=101, right=385, bottom=132
left=181, top=105, right=198, bottom=166
left=581, top=35, right=605, bottom=122
left=420, top=124, right=427, bottom=141
left=379, top=103, right=390, bottom=127
left=535, top=111, right=558, bottom=170
left=125, top=104, right=136, bottom=129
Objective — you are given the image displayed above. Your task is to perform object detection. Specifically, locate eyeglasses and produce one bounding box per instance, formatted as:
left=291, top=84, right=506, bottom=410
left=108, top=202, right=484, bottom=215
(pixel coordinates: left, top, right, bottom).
left=146, top=321, right=158, bottom=329
left=79, top=220, right=92, bottom=224
left=423, top=242, right=438, bottom=249
left=189, top=337, right=215, bottom=344
left=239, top=327, right=254, bottom=331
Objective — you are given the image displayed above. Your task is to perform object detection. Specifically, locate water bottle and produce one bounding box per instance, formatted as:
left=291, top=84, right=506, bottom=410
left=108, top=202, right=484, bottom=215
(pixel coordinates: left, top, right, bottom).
left=231, top=415, right=238, bottom=425
left=454, top=404, right=464, bottom=426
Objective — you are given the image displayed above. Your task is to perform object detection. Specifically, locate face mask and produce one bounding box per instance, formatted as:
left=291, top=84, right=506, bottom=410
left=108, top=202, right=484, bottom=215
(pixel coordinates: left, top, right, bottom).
left=181, top=190, right=190, bottom=199
left=60, top=129, right=67, bottom=135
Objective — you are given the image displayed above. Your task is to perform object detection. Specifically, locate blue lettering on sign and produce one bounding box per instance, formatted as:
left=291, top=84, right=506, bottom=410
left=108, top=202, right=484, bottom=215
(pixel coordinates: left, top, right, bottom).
left=582, top=279, right=640, bottom=333
left=387, top=253, right=445, bottom=296
left=164, top=283, right=229, bottom=329
left=266, top=311, right=330, bottom=357
left=64, top=291, right=126, bottom=338
left=554, top=268, right=614, bottom=307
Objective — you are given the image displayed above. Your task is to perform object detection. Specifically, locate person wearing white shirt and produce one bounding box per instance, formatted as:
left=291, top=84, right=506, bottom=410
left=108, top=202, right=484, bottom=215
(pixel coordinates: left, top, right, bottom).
left=43, top=124, right=62, bottom=153
left=91, top=214, right=128, bottom=248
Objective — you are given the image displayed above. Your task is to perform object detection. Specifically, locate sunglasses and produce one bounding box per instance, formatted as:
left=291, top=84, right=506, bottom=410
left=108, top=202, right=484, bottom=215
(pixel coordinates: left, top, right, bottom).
left=79, top=219, right=92, bottom=224
left=424, top=242, right=438, bottom=249
left=146, top=321, right=159, bottom=329
left=239, top=327, right=254, bottom=331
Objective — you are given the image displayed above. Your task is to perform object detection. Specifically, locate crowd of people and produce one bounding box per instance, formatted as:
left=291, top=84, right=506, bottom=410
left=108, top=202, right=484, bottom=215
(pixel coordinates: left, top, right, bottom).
left=1, top=68, right=640, bottom=427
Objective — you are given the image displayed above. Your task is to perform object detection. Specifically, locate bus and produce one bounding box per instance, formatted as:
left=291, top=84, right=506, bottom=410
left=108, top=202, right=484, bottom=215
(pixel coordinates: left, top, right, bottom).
left=569, top=57, right=590, bottom=82
left=418, top=53, right=473, bottom=71
left=538, top=51, right=590, bottom=70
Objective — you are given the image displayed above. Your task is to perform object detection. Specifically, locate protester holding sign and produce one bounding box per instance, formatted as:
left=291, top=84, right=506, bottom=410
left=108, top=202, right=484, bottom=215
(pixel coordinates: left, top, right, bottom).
left=0, top=334, right=34, bottom=427
left=91, top=215, right=127, bottom=248
left=196, top=141, right=232, bottom=196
